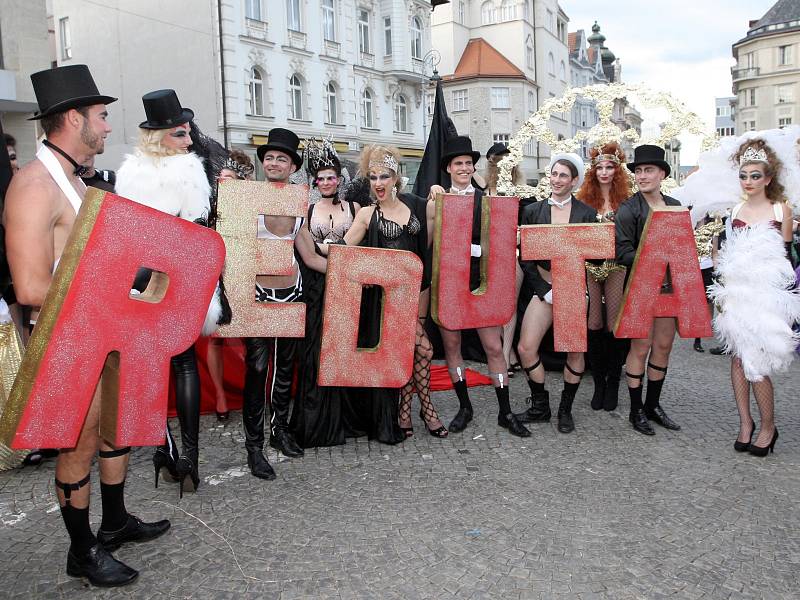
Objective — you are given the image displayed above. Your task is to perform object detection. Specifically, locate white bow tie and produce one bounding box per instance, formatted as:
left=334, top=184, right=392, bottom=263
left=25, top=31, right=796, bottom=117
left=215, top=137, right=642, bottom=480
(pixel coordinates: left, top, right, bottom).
left=547, top=196, right=572, bottom=208
left=450, top=186, right=475, bottom=196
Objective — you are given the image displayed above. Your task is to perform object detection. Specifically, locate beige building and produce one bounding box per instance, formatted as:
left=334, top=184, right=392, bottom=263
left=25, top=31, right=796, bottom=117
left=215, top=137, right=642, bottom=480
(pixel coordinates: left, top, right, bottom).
left=732, top=0, right=800, bottom=133
left=0, top=0, right=51, bottom=167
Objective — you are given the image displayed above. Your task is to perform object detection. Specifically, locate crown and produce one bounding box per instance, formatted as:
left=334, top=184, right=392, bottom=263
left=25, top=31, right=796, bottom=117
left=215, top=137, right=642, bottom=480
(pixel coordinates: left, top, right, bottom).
left=368, top=154, right=399, bottom=173
left=740, top=146, right=768, bottom=166
left=304, top=136, right=339, bottom=174
left=591, top=153, right=621, bottom=166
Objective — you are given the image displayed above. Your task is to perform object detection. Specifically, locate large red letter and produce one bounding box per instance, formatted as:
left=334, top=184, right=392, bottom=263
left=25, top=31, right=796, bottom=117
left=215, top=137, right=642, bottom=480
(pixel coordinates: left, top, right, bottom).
left=614, top=208, right=712, bottom=338
left=520, top=223, right=615, bottom=351
left=318, top=245, right=422, bottom=387
left=216, top=180, right=307, bottom=338
left=0, top=189, right=225, bottom=449
left=431, top=193, right=519, bottom=329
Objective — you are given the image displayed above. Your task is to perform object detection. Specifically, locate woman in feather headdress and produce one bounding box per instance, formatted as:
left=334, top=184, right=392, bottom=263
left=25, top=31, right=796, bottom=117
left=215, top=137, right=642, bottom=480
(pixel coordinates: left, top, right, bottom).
left=708, top=138, right=800, bottom=456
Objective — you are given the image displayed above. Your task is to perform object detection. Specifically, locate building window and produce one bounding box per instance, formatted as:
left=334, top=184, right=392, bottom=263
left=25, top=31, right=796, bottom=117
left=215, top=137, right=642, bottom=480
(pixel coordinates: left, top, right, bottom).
left=548, top=52, right=555, bottom=76
left=481, top=1, right=495, bottom=25
left=745, top=52, right=755, bottom=68
left=384, top=17, right=392, bottom=55
left=452, top=89, right=468, bottom=111
left=546, top=9, right=554, bottom=32
left=559, top=60, right=566, bottom=81
left=246, top=0, right=262, bottom=20
left=779, top=45, right=792, bottom=66
left=411, top=17, right=422, bottom=60
left=499, top=0, right=515, bottom=21
left=491, top=87, right=510, bottom=109
left=59, top=17, right=72, bottom=60
left=322, top=0, right=335, bottom=41
left=358, top=9, right=371, bottom=54
left=325, top=82, right=338, bottom=124
left=287, top=0, right=301, bottom=31
left=289, top=74, right=303, bottom=119
left=748, top=120, right=756, bottom=131
left=779, top=117, right=792, bottom=128
left=526, top=44, right=534, bottom=69
left=362, top=88, right=374, bottom=128
left=528, top=91, right=535, bottom=113
left=248, top=67, right=264, bottom=116
left=557, top=19, right=566, bottom=42
left=493, top=133, right=510, bottom=145
left=425, top=92, right=434, bottom=116
left=458, top=1, right=466, bottom=24
left=749, top=88, right=756, bottom=106
left=394, top=94, right=408, bottom=132
left=715, top=105, right=730, bottom=117
left=777, top=84, right=794, bottom=104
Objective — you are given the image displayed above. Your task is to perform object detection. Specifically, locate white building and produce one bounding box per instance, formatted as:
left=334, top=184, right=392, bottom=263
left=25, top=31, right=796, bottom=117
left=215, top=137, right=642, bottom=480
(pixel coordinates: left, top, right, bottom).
left=50, top=0, right=431, bottom=180
left=431, top=0, right=570, bottom=180
left=715, top=96, right=736, bottom=137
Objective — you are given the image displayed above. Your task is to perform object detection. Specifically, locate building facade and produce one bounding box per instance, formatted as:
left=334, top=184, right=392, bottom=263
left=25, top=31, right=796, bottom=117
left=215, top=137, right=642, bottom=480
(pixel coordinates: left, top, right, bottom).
left=0, top=0, right=51, bottom=167
left=715, top=96, right=736, bottom=137
left=49, top=0, right=431, bottom=179
left=731, top=0, right=800, bottom=133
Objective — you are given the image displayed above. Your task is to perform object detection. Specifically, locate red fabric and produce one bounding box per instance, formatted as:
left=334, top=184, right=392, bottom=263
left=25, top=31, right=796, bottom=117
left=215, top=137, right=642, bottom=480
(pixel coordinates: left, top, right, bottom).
left=168, top=338, right=493, bottom=416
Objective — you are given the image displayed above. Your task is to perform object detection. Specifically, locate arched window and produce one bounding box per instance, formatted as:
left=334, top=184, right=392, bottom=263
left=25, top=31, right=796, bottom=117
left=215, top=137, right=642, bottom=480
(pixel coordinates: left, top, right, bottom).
left=362, top=88, right=374, bottom=128
left=410, top=17, right=422, bottom=59
left=394, top=94, right=408, bottom=132
left=499, top=0, right=515, bottom=21
left=248, top=67, right=264, bottom=116
left=481, top=1, right=495, bottom=25
left=289, top=74, right=303, bottom=119
left=548, top=52, right=555, bottom=76
left=559, top=60, right=566, bottom=81
left=528, top=90, right=535, bottom=113
left=526, top=43, right=534, bottom=69
left=326, top=82, right=338, bottom=124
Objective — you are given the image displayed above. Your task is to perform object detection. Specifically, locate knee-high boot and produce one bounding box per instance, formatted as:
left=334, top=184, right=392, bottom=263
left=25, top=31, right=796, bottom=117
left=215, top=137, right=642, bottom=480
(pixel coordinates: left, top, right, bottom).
left=604, top=332, right=629, bottom=411
left=587, top=329, right=606, bottom=411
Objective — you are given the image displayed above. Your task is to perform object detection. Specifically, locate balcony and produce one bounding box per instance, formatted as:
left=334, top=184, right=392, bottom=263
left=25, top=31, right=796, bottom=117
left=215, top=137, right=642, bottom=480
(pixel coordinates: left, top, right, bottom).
left=731, top=66, right=760, bottom=81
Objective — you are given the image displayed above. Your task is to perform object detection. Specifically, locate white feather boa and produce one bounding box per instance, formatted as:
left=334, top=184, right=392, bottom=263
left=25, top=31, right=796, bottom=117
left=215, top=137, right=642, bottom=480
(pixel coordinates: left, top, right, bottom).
left=116, top=150, right=222, bottom=336
left=708, top=222, right=800, bottom=381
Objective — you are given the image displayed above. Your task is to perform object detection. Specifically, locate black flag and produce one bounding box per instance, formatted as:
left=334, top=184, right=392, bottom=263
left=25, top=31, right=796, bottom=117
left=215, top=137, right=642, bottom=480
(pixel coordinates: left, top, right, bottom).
left=413, top=76, right=457, bottom=197
left=0, top=120, right=14, bottom=298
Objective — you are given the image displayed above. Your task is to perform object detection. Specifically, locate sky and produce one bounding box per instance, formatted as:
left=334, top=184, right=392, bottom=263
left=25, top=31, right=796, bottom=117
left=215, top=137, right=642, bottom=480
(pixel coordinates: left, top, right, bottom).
left=559, top=0, right=777, bottom=165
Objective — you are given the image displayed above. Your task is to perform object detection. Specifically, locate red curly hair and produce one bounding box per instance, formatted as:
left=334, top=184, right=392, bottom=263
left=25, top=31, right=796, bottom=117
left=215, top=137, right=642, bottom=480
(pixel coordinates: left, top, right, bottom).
left=576, top=142, right=632, bottom=212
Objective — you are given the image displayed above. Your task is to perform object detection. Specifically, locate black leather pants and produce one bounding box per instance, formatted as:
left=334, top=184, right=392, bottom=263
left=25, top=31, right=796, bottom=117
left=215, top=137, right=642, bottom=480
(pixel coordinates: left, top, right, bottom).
left=242, top=336, right=298, bottom=453
left=172, top=345, right=200, bottom=459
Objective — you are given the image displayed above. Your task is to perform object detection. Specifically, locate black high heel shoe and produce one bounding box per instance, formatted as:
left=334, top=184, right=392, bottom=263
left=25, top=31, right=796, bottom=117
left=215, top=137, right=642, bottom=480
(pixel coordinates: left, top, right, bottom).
left=176, top=455, right=199, bottom=499
left=152, top=447, right=178, bottom=488
left=734, top=426, right=755, bottom=452
left=420, top=409, right=448, bottom=438
left=216, top=411, right=230, bottom=422
left=749, top=428, right=778, bottom=457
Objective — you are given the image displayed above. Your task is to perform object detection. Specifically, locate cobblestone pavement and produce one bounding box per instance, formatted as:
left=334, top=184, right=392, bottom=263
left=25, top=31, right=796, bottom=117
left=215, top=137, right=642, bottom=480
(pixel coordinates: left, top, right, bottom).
left=2, top=338, right=800, bottom=599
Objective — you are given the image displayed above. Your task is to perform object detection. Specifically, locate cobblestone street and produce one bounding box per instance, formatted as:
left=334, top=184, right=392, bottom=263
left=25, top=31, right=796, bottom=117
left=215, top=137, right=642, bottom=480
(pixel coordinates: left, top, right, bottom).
left=1, top=338, right=799, bottom=599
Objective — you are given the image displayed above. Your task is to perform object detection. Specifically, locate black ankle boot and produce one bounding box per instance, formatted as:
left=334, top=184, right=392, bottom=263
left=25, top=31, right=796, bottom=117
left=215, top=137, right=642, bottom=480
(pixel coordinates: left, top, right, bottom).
left=557, top=390, right=576, bottom=434
left=247, top=449, right=276, bottom=480
left=515, top=391, right=551, bottom=423
left=587, top=329, right=606, bottom=410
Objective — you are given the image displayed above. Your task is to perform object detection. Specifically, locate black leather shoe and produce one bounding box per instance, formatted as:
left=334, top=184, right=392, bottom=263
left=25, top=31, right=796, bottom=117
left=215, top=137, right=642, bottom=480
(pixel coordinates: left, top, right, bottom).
left=448, top=407, right=473, bottom=433
left=693, top=339, right=704, bottom=353
left=709, top=346, right=727, bottom=355
left=66, top=543, right=138, bottom=587
left=247, top=450, right=277, bottom=480
left=269, top=430, right=304, bottom=457
left=97, top=514, right=171, bottom=552
left=645, top=406, right=681, bottom=431
left=514, top=391, right=551, bottom=423
left=629, top=409, right=655, bottom=436
left=498, top=413, right=531, bottom=437
left=557, top=409, right=575, bottom=434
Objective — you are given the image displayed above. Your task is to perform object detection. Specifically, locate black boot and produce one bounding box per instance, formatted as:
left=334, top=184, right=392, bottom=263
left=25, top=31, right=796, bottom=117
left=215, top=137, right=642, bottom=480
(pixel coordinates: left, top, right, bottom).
left=152, top=425, right=179, bottom=488
left=247, top=449, right=277, bottom=480
left=515, top=391, right=551, bottom=423
left=604, top=333, right=628, bottom=412
left=172, top=347, right=201, bottom=496
left=557, top=382, right=579, bottom=434
left=587, top=329, right=606, bottom=410
left=448, top=379, right=473, bottom=433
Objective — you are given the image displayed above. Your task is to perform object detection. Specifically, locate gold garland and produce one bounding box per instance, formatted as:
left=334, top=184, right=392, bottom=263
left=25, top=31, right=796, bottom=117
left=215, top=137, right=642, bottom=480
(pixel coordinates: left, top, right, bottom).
left=498, top=83, right=717, bottom=200
left=695, top=217, right=725, bottom=259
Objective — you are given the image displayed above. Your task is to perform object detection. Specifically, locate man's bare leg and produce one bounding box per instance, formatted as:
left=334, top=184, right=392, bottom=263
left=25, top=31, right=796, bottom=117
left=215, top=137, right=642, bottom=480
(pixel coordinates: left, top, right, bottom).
left=515, top=298, right=554, bottom=423
left=643, top=317, right=680, bottom=430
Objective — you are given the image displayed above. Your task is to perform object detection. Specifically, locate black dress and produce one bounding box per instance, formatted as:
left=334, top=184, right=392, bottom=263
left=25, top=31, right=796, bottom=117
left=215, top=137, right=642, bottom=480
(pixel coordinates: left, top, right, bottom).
left=347, top=192, right=430, bottom=445
left=290, top=201, right=356, bottom=448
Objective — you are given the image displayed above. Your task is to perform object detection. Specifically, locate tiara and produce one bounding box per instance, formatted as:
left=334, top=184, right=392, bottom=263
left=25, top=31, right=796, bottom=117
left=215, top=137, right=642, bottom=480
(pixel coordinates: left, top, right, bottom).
left=739, top=146, right=768, bottom=166
left=368, top=154, right=399, bottom=173
left=223, top=156, right=253, bottom=179
left=591, top=153, right=621, bottom=166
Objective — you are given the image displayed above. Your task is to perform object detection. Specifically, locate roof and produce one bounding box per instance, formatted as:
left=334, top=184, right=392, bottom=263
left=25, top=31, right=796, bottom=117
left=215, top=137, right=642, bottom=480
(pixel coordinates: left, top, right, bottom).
left=568, top=32, right=578, bottom=53
left=446, top=38, right=526, bottom=82
left=752, top=0, right=800, bottom=30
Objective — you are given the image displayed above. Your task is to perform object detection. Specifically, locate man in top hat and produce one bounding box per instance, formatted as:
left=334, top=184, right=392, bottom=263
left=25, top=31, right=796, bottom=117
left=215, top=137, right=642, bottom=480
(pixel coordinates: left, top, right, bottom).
left=514, top=153, right=597, bottom=434
left=3, top=65, right=170, bottom=586
left=615, top=144, right=683, bottom=436
left=242, top=127, right=326, bottom=479
left=432, top=135, right=531, bottom=438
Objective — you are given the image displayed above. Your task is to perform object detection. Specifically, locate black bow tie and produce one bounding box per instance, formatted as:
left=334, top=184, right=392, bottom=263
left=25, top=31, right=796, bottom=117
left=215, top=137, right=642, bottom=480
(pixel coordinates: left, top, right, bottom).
left=43, top=140, right=88, bottom=177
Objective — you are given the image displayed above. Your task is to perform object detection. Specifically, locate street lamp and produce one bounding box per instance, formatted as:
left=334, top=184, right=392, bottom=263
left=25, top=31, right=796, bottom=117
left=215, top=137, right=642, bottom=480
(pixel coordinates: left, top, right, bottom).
left=417, top=49, right=441, bottom=141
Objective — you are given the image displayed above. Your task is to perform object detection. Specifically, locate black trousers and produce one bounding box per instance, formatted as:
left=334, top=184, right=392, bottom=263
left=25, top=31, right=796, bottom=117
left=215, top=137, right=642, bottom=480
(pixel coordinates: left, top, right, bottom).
left=242, top=284, right=301, bottom=453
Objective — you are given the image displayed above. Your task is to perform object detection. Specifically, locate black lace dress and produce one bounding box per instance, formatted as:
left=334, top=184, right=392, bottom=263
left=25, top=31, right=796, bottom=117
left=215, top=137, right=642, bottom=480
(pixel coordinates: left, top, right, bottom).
left=346, top=192, right=430, bottom=445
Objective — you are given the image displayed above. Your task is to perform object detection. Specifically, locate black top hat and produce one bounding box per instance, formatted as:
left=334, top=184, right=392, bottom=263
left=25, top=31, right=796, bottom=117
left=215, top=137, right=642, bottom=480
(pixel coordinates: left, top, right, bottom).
left=486, top=142, right=510, bottom=160
left=626, top=144, right=671, bottom=177
left=440, top=136, right=481, bottom=171
left=139, top=89, right=194, bottom=130
left=257, top=128, right=303, bottom=168
left=29, top=64, right=117, bottom=120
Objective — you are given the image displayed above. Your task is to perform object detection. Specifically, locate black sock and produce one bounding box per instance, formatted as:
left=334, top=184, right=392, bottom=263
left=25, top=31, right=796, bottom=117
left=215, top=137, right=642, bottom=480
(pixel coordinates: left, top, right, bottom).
left=494, top=385, right=511, bottom=415
left=99, top=480, right=128, bottom=532
left=527, top=379, right=546, bottom=396
left=453, top=380, right=472, bottom=410
left=60, top=505, right=97, bottom=555
left=629, top=385, right=643, bottom=413
left=644, top=378, right=665, bottom=412
left=563, top=381, right=580, bottom=397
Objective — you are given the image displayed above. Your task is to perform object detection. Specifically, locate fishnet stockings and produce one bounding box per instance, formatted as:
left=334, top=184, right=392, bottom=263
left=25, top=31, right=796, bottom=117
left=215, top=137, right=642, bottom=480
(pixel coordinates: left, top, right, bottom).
left=399, top=320, right=442, bottom=429
left=587, top=269, right=627, bottom=331
left=731, top=356, right=775, bottom=446
left=731, top=357, right=754, bottom=444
